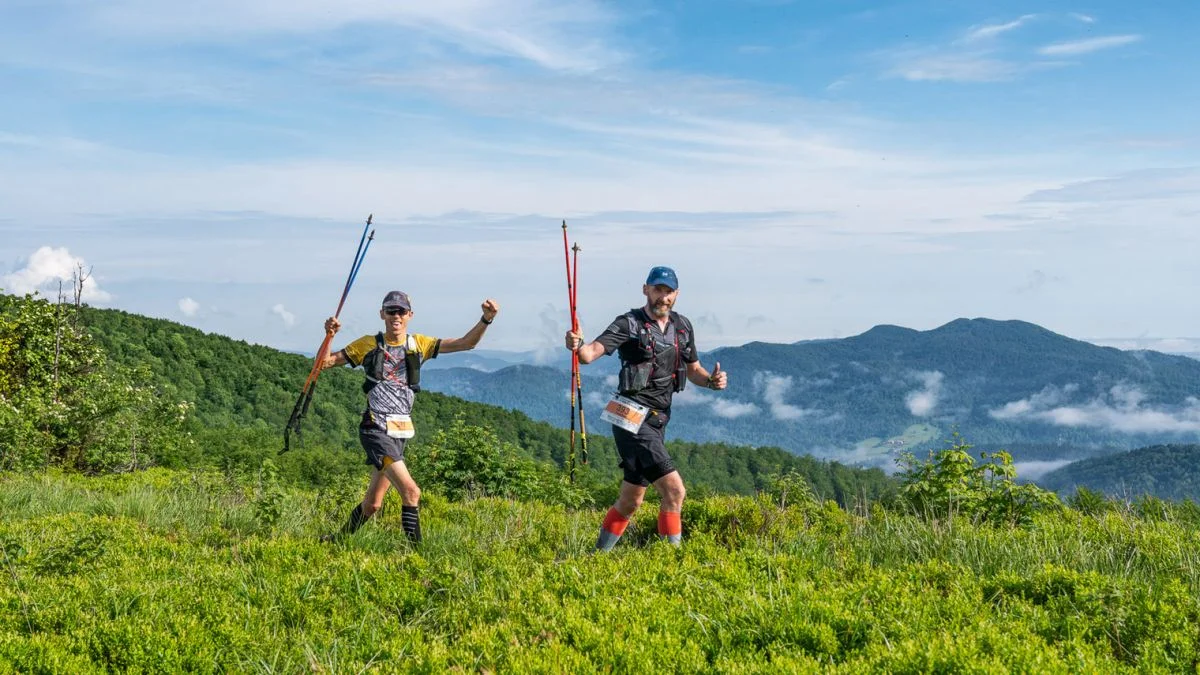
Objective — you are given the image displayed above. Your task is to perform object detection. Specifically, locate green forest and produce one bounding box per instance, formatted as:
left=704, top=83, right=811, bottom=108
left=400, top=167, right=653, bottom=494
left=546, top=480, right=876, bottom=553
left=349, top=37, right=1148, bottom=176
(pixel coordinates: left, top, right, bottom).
left=0, top=293, right=894, bottom=502
left=4, top=293, right=1200, bottom=672
left=1040, top=444, right=1200, bottom=500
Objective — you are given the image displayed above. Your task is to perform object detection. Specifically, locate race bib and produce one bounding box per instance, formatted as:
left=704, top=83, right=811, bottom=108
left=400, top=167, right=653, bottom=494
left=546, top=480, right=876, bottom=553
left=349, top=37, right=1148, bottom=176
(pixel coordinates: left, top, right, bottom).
left=385, top=414, right=415, bottom=439
left=600, top=394, right=650, bottom=433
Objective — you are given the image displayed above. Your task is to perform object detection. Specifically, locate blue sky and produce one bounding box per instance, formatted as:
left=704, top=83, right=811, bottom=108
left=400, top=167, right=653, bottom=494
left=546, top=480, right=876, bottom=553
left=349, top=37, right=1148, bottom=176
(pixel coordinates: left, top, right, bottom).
left=2, top=0, right=1198, bottom=356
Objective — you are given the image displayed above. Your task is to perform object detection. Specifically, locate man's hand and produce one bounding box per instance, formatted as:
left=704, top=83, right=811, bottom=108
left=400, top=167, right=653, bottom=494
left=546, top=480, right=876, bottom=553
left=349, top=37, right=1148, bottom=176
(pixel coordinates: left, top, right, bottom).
left=324, top=317, right=341, bottom=336
left=707, top=362, right=728, bottom=390
left=564, top=330, right=583, bottom=352
left=481, top=299, right=500, bottom=322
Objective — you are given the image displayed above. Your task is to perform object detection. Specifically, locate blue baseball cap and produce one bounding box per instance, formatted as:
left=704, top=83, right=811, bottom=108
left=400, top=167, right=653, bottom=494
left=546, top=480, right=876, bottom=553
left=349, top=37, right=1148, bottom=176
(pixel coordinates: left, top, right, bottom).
left=645, top=266, right=679, bottom=290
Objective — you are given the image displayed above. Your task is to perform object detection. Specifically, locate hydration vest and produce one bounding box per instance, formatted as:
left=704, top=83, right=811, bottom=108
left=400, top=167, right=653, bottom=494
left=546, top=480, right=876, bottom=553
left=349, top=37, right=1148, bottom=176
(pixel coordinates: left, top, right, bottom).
left=361, top=332, right=424, bottom=394
left=617, top=310, right=690, bottom=395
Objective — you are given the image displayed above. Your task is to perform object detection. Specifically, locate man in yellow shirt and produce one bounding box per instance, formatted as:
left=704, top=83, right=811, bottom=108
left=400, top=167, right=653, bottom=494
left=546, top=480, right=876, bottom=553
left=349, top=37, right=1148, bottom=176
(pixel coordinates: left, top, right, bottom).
left=320, top=290, right=500, bottom=543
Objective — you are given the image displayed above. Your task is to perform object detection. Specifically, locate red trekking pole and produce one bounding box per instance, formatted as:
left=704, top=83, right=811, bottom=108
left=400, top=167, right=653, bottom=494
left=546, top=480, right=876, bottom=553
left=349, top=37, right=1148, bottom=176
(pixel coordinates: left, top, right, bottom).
left=562, top=221, right=578, bottom=480
left=572, top=242, right=588, bottom=467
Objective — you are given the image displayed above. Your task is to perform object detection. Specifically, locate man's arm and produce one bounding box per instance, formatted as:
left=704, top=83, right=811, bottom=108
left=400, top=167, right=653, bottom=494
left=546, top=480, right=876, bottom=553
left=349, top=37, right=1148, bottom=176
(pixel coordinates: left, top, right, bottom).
left=440, top=299, right=500, bottom=354
left=566, top=332, right=607, bottom=364
left=686, top=360, right=727, bottom=390
left=566, top=315, right=629, bottom=364
left=319, top=317, right=350, bottom=369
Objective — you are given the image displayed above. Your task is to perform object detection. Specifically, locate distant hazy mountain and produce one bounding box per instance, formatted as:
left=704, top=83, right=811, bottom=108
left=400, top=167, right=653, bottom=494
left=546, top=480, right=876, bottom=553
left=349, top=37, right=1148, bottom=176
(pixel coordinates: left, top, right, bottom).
left=421, top=318, right=1200, bottom=468
left=1038, top=444, right=1200, bottom=500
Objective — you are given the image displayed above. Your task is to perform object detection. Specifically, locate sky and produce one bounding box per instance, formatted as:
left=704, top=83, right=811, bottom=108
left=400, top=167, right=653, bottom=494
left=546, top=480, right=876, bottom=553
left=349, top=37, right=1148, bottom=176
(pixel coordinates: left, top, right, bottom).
left=2, top=0, right=1198, bottom=356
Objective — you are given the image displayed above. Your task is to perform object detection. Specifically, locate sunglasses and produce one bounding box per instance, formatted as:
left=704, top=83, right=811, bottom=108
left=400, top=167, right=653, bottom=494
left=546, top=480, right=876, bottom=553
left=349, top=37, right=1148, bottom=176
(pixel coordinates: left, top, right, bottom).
left=384, top=308, right=410, bottom=317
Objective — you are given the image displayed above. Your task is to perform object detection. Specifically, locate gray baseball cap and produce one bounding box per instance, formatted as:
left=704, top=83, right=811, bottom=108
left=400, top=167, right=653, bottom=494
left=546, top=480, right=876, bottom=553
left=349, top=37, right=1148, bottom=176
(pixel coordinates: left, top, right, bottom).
left=381, top=290, right=412, bottom=311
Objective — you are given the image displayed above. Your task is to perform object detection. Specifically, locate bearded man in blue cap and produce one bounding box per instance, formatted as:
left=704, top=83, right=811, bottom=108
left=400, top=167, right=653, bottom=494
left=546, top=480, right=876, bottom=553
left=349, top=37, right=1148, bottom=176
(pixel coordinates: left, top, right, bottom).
left=565, top=266, right=728, bottom=549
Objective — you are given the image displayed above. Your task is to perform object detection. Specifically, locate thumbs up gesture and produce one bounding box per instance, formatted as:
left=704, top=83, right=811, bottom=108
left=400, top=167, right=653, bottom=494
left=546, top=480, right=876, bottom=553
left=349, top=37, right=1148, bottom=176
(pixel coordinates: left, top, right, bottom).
left=707, top=361, right=728, bottom=390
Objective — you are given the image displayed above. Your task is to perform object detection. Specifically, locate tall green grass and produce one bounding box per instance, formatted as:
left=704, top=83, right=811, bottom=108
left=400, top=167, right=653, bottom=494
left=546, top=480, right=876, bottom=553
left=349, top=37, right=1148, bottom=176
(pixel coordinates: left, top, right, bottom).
left=2, top=469, right=1199, bottom=673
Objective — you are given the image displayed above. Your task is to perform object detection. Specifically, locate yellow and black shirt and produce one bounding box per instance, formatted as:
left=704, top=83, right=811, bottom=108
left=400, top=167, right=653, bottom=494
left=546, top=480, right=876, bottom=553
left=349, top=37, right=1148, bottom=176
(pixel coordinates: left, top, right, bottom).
left=341, top=333, right=440, bottom=428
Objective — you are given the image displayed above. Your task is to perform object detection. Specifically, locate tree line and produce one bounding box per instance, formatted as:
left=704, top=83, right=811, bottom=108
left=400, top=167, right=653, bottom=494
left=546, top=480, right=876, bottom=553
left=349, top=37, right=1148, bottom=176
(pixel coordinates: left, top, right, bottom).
left=0, top=293, right=896, bottom=504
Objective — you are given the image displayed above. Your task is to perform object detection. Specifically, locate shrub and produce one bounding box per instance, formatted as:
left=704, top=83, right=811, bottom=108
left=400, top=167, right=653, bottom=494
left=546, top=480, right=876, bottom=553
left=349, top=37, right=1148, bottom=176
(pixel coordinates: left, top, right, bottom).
left=896, top=435, right=1060, bottom=527
left=409, top=418, right=591, bottom=507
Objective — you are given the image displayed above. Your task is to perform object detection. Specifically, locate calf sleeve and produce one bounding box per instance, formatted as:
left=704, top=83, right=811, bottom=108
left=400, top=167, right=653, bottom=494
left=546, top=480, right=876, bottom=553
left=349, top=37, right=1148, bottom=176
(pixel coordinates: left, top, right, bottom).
left=339, top=504, right=369, bottom=536
left=658, top=511, right=681, bottom=545
left=401, top=505, right=421, bottom=543
left=596, top=507, right=631, bottom=552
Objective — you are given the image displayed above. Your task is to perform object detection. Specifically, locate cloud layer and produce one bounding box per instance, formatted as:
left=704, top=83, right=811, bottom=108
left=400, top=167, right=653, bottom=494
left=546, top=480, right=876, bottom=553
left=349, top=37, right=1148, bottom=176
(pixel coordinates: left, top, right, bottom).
left=990, top=383, right=1200, bottom=434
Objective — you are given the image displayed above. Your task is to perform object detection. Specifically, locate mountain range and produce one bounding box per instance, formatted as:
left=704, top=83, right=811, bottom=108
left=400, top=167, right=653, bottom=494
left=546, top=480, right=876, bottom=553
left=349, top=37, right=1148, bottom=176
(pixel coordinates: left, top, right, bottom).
left=419, top=318, right=1200, bottom=469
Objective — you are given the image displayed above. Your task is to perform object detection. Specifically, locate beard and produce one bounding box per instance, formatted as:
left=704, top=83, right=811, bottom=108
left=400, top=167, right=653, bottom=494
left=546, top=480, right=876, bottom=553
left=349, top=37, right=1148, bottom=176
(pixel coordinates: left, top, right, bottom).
left=648, top=302, right=671, bottom=318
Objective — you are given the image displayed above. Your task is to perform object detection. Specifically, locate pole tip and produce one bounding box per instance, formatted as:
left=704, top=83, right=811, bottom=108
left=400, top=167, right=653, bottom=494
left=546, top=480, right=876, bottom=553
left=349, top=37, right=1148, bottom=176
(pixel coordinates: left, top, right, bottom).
left=367, top=214, right=373, bottom=225
left=572, top=243, right=581, bottom=252
left=561, top=220, right=567, bottom=229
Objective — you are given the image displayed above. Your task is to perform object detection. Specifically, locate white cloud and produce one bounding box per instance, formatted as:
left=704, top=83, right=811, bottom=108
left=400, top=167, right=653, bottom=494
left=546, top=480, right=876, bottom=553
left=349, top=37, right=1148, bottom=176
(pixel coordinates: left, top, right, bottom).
left=962, top=15, right=1037, bottom=42
left=889, top=53, right=1024, bottom=83
left=989, top=383, right=1200, bottom=434
left=1038, top=35, right=1141, bottom=56
left=990, top=383, right=1079, bottom=419
left=271, top=303, right=295, bottom=328
left=1014, top=459, right=1074, bottom=480
left=80, top=0, right=625, bottom=73
left=672, top=385, right=760, bottom=418
left=178, top=297, right=200, bottom=316
left=1023, top=168, right=1200, bottom=203
left=711, top=399, right=761, bottom=419
left=753, top=371, right=814, bottom=420
left=2, top=246, right=112, bottom=302
left=904, top=371, right=944, bottom=416
left=1070, top=13, right=1096, bottom=24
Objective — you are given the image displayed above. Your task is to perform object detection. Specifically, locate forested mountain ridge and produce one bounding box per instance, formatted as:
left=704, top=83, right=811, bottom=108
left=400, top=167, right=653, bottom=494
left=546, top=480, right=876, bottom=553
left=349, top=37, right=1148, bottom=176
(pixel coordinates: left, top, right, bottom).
left=1039, top=444, right=1200, bottom=500
left=426, top=318, right=1200, bottom=466
left=59, top=299, right=892, bottom=500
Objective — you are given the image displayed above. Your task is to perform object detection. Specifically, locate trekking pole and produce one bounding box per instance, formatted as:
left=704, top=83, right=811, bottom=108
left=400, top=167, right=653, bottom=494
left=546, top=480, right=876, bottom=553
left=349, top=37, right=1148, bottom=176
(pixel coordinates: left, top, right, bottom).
left=283, top=215, right=375, bottom=453
left=562, top=221, right=578, bottom=481
left=572, top=242, right=588, bottom=466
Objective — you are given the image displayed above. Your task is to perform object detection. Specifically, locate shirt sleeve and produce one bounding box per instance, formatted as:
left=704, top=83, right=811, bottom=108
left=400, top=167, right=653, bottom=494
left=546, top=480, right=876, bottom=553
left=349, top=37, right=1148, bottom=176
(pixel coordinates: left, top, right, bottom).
left=412, top=333, right=441, bottom=360
left=594, top=314, right=634, bottom=356
left=341, top=335, right=377, bottom=367
left=680, top=316, right=699, bottom=363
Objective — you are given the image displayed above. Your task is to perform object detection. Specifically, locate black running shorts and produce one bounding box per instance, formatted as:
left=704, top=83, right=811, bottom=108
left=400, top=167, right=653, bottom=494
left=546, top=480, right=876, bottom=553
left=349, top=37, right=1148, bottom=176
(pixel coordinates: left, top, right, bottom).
left=611, top=410, right=676, bottom=487
left=359, top=425, right=406, bottom=470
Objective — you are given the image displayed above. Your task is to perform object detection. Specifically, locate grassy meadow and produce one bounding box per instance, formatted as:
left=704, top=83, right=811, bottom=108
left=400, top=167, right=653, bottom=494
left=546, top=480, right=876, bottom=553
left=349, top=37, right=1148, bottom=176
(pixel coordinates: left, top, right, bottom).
left=3, top=468, right=1200, bottom=673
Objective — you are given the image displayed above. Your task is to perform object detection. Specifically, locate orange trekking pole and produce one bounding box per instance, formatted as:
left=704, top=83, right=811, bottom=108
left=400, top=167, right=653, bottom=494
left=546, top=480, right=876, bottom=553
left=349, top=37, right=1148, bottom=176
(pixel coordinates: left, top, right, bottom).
left=282, top=214, right=375, bottom=453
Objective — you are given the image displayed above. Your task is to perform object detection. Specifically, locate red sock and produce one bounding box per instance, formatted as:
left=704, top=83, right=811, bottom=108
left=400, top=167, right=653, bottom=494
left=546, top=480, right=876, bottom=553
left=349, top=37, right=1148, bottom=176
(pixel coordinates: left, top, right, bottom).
left=657, top=511, right=681, bottom=537
left=602, top=507, right=630, bottom=536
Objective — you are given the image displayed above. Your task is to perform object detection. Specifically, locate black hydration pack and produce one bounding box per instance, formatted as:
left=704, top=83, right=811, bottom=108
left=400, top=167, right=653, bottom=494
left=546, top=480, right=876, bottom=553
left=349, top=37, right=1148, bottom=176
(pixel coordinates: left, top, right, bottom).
left=361, top=332, right=423, bottom=394
left=617, top=311, right=690, bottom=395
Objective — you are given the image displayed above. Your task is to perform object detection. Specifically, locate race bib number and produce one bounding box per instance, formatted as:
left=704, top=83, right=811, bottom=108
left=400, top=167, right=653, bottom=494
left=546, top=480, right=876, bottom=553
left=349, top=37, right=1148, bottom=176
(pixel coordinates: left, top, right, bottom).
left=600, top=394, right=650, bottom=433
left=385, top=414, right=415, bottom=439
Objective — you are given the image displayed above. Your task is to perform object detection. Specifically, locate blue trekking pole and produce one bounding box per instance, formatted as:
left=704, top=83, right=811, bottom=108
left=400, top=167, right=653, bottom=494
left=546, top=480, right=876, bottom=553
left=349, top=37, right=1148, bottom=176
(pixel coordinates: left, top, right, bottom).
left=282, top=215, right=375, bottom=453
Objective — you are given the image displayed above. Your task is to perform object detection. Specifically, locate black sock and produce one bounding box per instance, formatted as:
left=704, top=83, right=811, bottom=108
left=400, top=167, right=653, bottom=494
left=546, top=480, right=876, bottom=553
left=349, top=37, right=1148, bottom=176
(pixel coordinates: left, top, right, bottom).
left=339, top=504, right=369, bottom=536
left=401, top=505, right=421, bottom=543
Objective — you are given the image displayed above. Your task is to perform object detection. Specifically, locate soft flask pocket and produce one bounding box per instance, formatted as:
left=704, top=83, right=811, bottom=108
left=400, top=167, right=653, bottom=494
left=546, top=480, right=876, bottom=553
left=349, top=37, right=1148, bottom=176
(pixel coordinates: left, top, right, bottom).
left=405, top=350, right=422, bottom=393
left=618, top=361, right=653, bottom=395
left=673, top=362, right=687, bottom=392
